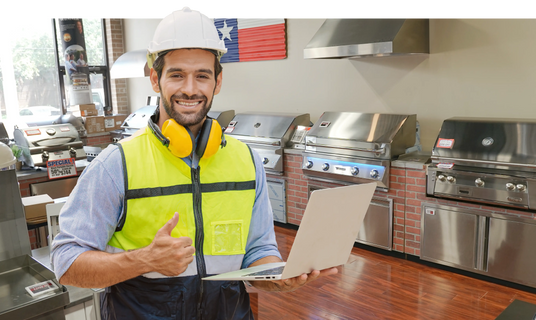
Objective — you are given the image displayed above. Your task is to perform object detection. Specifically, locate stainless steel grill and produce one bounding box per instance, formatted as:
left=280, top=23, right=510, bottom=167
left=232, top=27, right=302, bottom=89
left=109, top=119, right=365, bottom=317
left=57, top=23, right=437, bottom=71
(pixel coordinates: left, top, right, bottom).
left=422, top=117, right=536, bottom=290
left=426, top=117, right=536, bottom=210
left=302, top=112, right=417, bottom=191
left=13, top=123, right=86, bottom=168
left=225, top=112, right=311, bottom=175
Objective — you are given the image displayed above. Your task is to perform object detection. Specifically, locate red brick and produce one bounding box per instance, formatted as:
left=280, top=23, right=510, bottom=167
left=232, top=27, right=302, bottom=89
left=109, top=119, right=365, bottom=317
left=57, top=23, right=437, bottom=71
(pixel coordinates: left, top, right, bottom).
left=406, top=226, right=420, bottom=235
left=394, top=244, right=404, bottom=252
left=393, top=225, right=404, bottom=232
left=391, top=168, right=406, bottom=176
left=406, top=233, right=415, bottom=241
left=407, top=199, right=421, bottom=207
left=405, top=247, right=415, bottom=255
left=407, top=170, right=426, bottom=178
left=406, top=213, right=421, bottom=221
left=407, top=185, right=426, bottom=193
left=406, top=220, right=415, bottom=227
left=397, top=190, right=406, bottom=198
left=390, top=182, right=405, bottom=191
left=406, top=240, right=420, bottom=249
left=397, top=177, right=406, bottom=183
left=416, top=178, right=426, bottom=186
left=393, top=237, right=404, bottom=245
left=405, top=192, right=416, bottom=199
left=405, top=205, right=415, bottom=213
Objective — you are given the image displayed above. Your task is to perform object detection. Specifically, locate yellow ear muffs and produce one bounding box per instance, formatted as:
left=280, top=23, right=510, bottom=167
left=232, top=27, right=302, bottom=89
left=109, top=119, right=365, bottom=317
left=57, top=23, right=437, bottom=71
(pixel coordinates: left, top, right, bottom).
left=196, top=119, right=223, bottom=158
left=161, top=119, right=194, bottom=158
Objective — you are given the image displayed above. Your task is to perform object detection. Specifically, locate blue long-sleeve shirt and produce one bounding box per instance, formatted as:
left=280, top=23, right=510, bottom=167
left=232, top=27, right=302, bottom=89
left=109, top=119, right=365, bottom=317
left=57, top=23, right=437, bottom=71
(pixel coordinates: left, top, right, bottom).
left=50, top=143, right=281, bottom=281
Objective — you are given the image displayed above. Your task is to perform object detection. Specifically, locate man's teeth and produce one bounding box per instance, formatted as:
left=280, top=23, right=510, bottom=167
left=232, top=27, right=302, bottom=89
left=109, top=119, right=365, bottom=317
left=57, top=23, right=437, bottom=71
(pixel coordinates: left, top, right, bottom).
left=177, top=101, right=199, bottom=106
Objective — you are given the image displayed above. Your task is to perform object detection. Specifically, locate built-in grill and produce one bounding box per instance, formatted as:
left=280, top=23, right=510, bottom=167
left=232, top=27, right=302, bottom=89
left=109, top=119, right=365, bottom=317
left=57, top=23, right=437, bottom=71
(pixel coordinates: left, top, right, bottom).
left=426, top=117, right=536, bottom=210
left=119, top=105, right=158, bottom=139
left=224, top=112, right=311, bottom=175
left=13, top=123, right=86, bottom=167
left=302, top=112, right=417, bottom=191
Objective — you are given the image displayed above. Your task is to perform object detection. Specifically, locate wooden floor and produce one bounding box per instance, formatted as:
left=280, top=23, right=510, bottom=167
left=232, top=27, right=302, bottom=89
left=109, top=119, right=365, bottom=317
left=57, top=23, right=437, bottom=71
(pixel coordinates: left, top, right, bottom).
left=248, top=225, right=536, bottom=320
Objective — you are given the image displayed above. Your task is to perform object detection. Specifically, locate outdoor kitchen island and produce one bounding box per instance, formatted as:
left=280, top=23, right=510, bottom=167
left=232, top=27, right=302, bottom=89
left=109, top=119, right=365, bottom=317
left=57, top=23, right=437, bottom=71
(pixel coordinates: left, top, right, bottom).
left=280, top=146, right=536, bottom=291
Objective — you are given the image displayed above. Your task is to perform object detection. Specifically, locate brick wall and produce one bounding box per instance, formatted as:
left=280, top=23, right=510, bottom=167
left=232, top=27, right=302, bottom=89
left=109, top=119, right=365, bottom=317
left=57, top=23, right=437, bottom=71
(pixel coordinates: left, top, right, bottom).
left=280, top=153, right=536, bottom=258
left=105, top=19, right=129, bottom=114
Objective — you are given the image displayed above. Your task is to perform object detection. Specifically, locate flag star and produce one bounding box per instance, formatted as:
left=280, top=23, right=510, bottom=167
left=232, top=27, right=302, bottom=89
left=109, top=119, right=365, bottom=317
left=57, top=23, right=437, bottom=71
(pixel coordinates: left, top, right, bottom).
left=218, top=20, right=234, bottom=41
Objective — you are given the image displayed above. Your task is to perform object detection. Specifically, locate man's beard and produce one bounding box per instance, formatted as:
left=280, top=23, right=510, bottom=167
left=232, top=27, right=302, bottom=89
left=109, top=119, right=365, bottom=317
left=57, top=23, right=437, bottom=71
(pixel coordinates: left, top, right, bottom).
left=161, top=92, right=212, bottom=127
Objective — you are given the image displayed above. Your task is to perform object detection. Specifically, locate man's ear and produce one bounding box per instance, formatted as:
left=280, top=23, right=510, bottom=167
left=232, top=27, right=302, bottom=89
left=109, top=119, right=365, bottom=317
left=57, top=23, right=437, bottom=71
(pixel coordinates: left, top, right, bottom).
left=214, top=71, right=223, bottom=95
left=150, top=68, right=160, bottom=93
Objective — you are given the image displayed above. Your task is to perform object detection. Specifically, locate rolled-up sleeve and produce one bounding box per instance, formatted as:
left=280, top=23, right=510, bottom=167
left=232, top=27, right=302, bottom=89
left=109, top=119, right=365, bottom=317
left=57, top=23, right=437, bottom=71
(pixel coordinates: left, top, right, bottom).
left=241, top=149, right=282, bottom=268
left=50, top=145, right=124, bottom=280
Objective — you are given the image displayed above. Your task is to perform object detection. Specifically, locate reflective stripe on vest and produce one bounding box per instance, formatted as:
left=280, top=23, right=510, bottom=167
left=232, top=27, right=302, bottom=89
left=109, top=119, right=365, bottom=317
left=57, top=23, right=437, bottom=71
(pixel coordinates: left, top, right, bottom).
left=107, top=126, right=256, bottom=276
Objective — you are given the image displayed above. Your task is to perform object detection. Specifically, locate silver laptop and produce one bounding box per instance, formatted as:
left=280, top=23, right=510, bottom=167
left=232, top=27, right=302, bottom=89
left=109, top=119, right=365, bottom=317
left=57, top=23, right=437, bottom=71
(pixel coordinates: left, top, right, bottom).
left=203, top=182, right=376, bottom=281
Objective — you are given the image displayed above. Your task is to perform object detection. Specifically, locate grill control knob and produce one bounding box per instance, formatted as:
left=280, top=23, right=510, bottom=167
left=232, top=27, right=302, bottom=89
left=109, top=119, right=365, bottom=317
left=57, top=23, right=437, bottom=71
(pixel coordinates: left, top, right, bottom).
left=305, top=160, right=313, bottom=169
left=42, top=151, right=49, bottom=162
left=69, top=147, right=77, bottom=158
left=437, top=174, right=446, bottom=182
left=370, top=169, right=380, bottom=179
left=516, top=184, right=527, bottom=192
left=506, top=183, right=516, bottom=191
left=446, top=176, right=456, bottom=183
left=350, top=167, right=359, bottom=176
left=322, top=163, right=330, bottom=171
left=475, top=178, right=485, bottom=187
left=262, top=157, right=269, bottom=165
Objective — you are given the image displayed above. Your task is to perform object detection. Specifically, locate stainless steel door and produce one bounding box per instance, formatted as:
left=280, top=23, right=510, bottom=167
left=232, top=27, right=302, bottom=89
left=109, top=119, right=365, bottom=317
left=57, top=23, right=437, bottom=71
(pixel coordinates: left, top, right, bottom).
left=487, top=217, right=536, bottom=288
left=267, top=178, right=287, bottom=223
left=421, top=206, right=479, bottom=270
left=356, top=197, right=393, bottom=250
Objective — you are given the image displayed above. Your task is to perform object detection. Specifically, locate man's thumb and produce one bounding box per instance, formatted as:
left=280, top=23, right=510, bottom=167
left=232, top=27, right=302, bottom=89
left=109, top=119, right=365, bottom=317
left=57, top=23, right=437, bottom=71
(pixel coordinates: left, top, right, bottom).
left=158, top=212, right=179, bottom=236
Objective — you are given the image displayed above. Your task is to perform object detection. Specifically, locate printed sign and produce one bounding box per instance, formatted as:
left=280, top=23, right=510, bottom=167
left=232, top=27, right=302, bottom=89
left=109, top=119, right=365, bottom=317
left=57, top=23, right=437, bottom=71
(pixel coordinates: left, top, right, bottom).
left=25, top=280, right=59, bottom=297
left=436, top=138, right=455, bottom=149
left=425, top=208, right=436, bottom=216
left=224, top=127, right=235, bottom=133
left=437, top=163, right=454, bottom=169
left=47, top=158, right=77, bottom=180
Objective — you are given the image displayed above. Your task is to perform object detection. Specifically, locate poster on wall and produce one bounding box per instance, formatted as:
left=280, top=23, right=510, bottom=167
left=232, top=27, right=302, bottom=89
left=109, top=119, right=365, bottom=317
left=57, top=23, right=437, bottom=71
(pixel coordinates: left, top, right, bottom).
left=59, top=19, right=92, bottom=105
left=214, top=19, right=287, bottom=63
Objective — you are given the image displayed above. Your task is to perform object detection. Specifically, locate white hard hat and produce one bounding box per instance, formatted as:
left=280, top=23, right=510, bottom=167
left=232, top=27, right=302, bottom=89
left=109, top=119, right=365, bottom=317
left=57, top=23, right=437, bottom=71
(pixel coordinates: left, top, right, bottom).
left=147, top=7, right=227, bottom=68
left=0, top=143, right=16, bottom=170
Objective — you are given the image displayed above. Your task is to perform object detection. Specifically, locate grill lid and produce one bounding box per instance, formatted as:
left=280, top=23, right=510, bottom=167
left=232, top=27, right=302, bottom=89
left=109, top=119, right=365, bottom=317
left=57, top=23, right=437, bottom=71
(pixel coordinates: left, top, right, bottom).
left=226, top=112, right=310, bottom=147
left=305, top=112, right=417, bottom=158
left=432, top=117, right=536, bottom=168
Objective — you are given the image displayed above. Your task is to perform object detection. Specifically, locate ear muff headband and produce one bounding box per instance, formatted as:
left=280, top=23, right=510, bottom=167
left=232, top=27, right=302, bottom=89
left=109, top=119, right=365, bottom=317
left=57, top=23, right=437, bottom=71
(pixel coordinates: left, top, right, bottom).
left=162, top=119, right=194, bottom=158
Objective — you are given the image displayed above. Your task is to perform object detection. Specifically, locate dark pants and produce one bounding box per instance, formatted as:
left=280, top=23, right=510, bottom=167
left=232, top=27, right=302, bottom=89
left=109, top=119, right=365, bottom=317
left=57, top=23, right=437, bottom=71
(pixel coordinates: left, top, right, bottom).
left=100, top=275, right=254, bottom=320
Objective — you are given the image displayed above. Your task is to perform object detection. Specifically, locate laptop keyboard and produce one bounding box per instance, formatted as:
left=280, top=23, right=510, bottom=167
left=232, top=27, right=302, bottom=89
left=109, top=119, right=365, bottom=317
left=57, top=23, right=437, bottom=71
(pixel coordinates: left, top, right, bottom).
left=244, top=266, right=285, bottom=277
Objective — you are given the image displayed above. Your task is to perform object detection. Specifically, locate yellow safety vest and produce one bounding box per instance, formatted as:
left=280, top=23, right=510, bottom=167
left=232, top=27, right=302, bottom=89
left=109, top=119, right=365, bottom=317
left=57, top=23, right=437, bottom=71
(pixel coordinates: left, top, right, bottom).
left=108, top=125, right=256, bottom=275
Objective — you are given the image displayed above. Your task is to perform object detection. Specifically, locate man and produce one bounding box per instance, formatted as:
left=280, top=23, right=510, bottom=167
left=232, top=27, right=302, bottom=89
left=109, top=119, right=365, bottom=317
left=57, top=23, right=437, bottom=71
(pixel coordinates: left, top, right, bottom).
left=51, top=8, right=336, bottom=319
left=64, top=53, right=77, bottom=77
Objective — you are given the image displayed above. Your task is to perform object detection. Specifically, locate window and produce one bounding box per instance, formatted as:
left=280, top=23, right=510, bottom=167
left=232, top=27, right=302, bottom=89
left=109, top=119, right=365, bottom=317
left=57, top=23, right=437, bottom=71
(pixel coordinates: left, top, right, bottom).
left=0, top=18, right=110, bottom=134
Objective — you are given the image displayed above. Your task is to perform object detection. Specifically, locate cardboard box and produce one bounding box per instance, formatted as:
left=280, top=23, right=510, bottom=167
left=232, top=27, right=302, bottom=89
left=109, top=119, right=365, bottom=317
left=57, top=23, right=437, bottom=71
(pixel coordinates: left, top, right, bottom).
left=71, top=104, right=98, bottom=117
left=105, top=114, right=128, bottom=132
left=21, top=194, right=54, bottom=221
left=85, top=116, right=105, bottom=134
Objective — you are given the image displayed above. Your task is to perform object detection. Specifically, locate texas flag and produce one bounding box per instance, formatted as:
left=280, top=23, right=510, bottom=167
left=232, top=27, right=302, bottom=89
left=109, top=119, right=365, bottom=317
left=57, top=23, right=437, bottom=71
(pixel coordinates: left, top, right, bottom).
left=214, top=19, right=287, bottom=63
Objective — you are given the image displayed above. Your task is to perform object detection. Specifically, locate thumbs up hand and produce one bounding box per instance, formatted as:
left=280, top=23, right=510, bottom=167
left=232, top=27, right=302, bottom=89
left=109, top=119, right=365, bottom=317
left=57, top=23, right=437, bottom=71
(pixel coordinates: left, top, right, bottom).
left=142, top=212, right=195, bottom=276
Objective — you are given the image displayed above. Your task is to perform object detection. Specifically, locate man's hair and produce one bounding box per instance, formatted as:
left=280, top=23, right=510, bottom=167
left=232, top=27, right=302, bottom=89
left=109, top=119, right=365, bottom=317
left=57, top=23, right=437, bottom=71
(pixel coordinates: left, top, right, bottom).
left=152, top=49, right=223, bottom=83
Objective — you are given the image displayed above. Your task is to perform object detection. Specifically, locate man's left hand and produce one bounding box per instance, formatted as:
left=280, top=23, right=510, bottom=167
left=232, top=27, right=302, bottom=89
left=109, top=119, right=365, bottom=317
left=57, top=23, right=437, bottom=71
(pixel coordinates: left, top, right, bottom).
left=247, top=256, right=339, bottom=292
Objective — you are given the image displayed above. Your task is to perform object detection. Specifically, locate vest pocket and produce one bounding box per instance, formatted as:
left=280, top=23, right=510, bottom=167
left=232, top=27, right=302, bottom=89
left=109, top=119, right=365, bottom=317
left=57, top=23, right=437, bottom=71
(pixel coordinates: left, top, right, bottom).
left=211, top=220, right=245, bottom=255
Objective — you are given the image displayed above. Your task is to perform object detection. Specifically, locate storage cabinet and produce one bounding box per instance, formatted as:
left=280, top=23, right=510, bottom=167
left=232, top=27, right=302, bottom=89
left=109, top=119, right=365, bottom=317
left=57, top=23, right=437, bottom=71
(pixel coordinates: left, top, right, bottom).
left=356, top=197, right=393, bottom=251
left=421, top=206, right=481, bottom=270
left=487, top=217, right=536, bottom=288
left=421, top=204, right=536, bottom=289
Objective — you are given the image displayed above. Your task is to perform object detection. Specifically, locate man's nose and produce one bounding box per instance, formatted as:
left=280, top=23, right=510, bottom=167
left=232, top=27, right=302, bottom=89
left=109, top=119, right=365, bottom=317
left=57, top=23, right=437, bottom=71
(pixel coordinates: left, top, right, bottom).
left=180, top=76, right=197, bottom=97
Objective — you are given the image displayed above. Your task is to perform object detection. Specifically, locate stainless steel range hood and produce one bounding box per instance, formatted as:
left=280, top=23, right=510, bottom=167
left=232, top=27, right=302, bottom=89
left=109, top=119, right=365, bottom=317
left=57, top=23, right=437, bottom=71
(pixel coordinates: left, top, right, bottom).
left=304, top=19, right=429, bottom=59
left=110, top=49, right=150, bottom=79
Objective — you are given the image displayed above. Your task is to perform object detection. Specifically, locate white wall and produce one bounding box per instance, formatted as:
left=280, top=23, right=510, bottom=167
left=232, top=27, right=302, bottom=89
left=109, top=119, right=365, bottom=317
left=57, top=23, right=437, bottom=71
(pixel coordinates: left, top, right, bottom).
left=121, top=19, right=536, bottom=152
